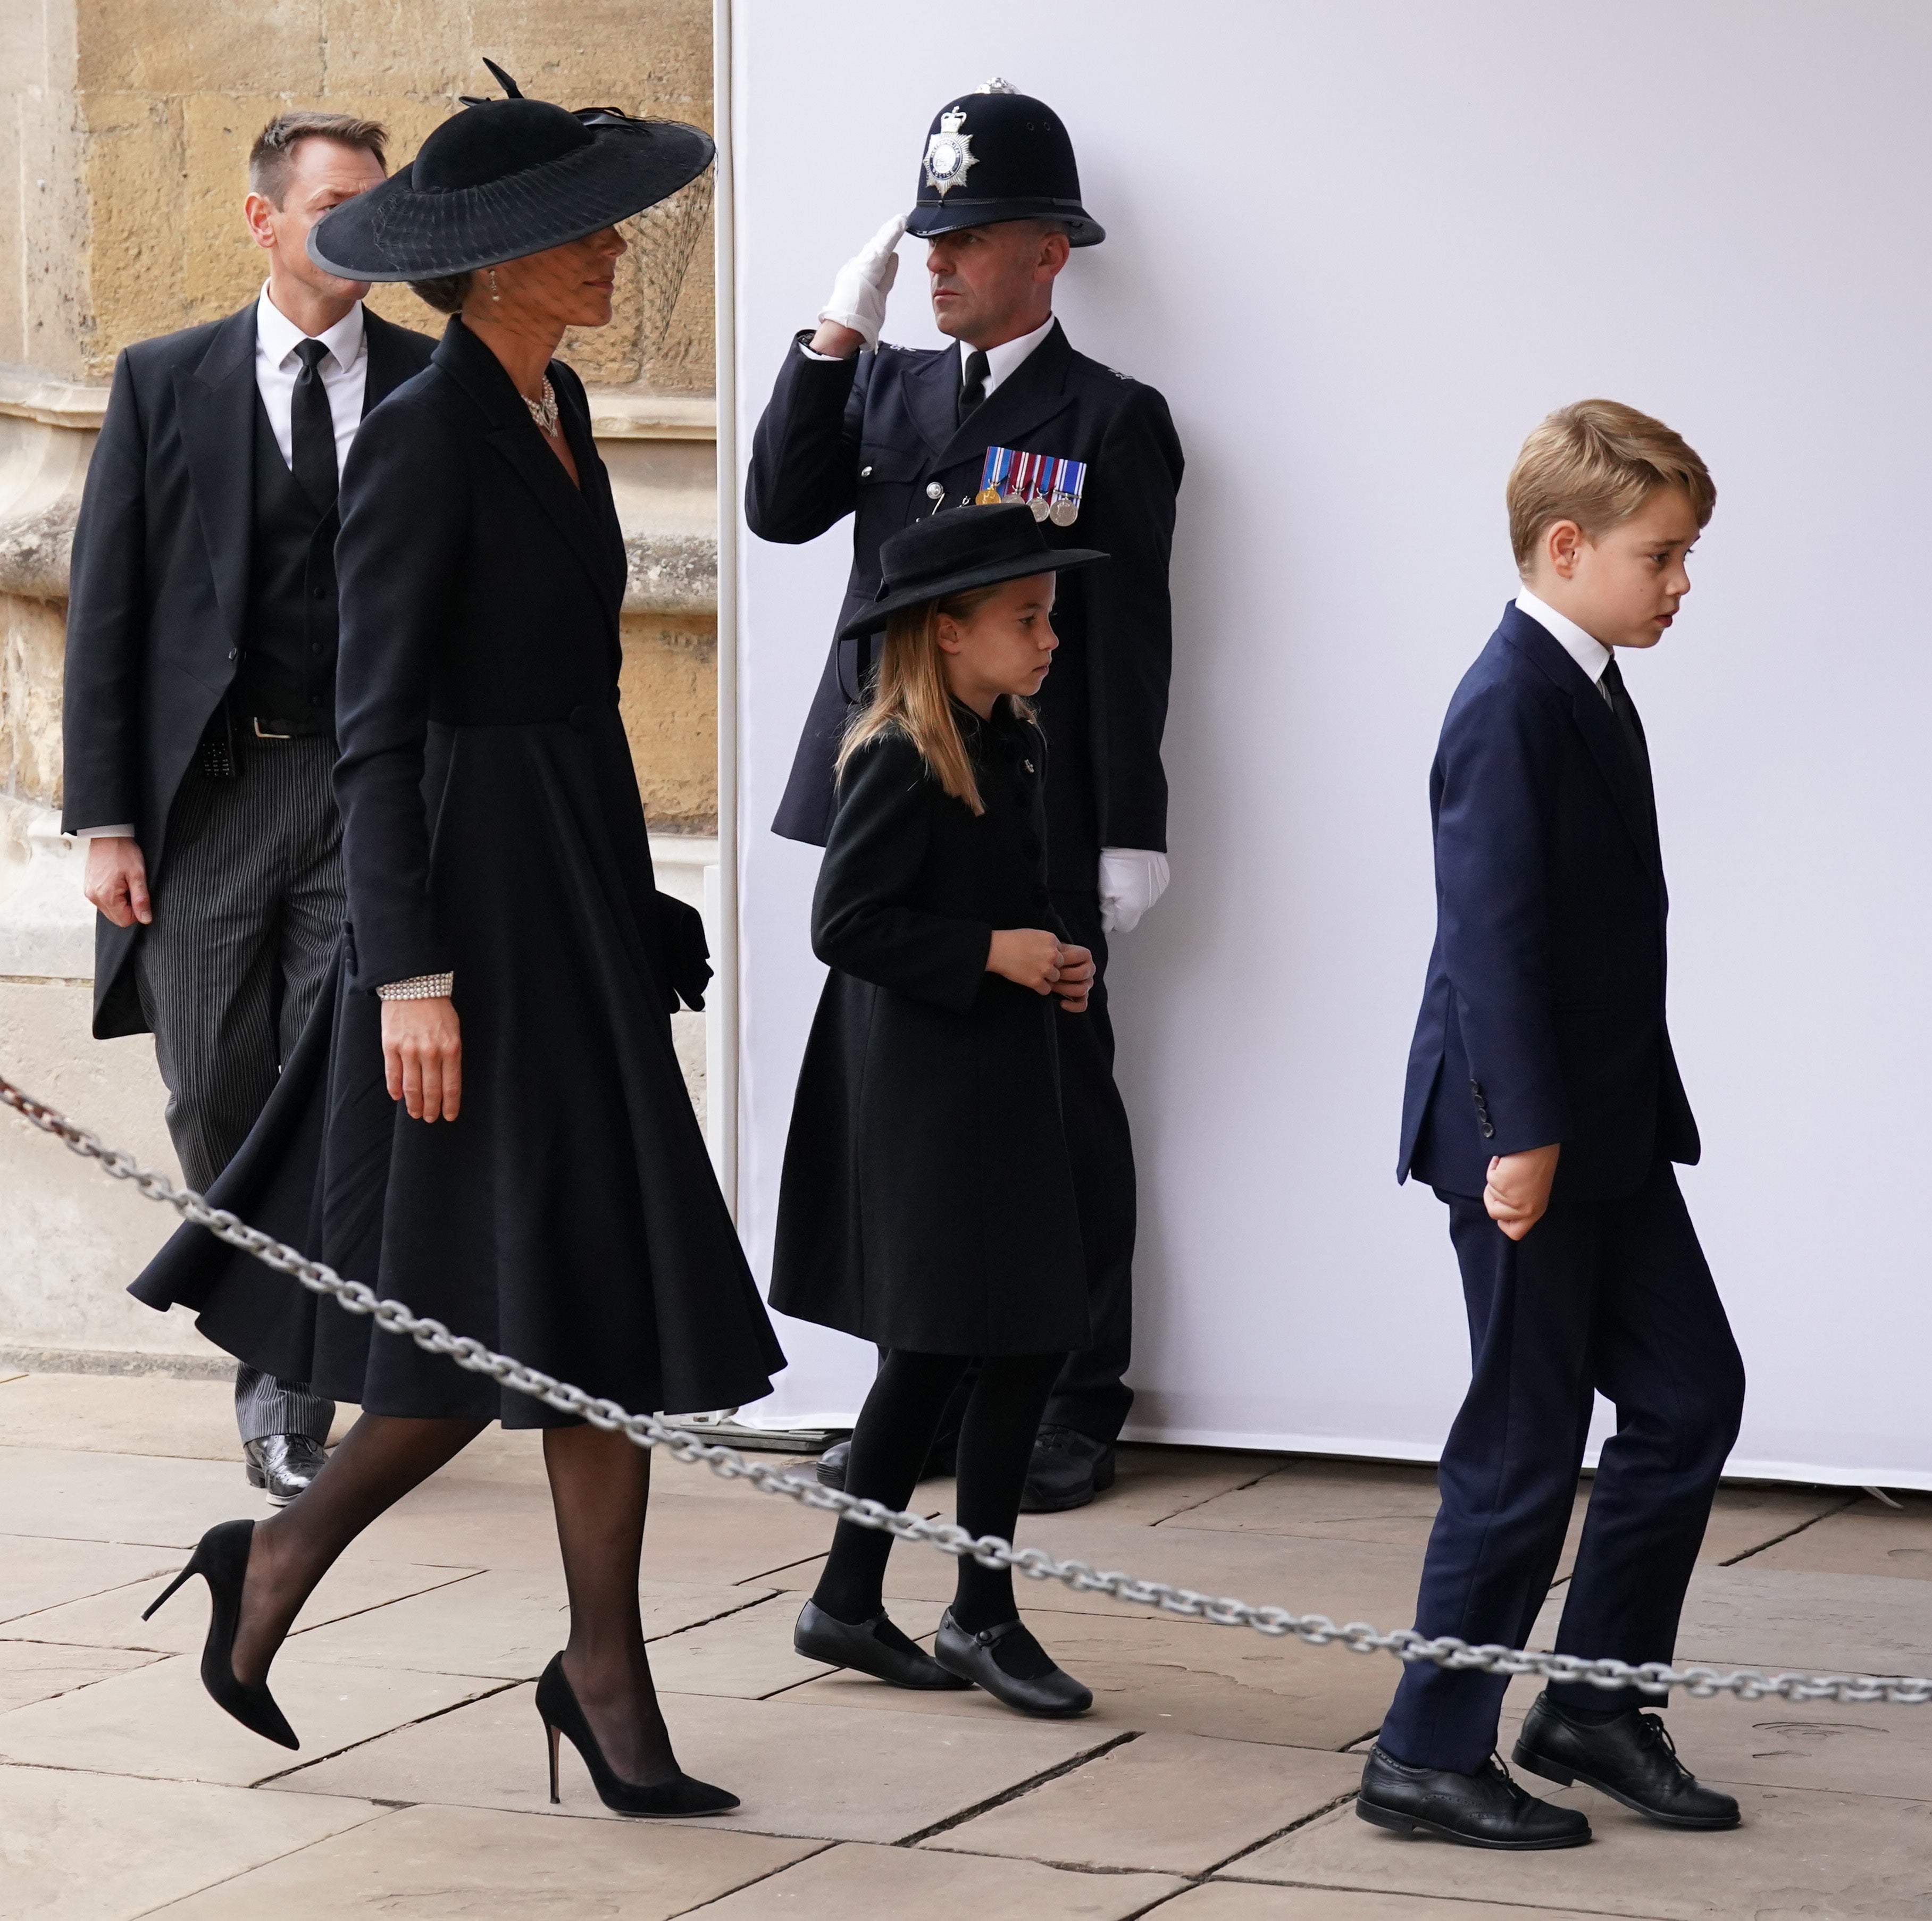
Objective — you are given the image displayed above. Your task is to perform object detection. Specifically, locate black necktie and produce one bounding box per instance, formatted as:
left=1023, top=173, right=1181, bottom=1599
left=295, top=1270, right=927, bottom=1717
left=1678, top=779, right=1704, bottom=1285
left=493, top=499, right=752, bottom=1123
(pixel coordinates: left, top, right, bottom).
left=957, top=348, right=990, bottom=426
left=290, top=337, right=338, bottom=518
left=1598, top=656, right=1653, bottom=791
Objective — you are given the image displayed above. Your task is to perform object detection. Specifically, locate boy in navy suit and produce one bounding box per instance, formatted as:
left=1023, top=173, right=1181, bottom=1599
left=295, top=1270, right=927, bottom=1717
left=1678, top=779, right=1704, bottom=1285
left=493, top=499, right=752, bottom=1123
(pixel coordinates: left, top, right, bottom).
left=1358, top=401, right=1747, bottom=1850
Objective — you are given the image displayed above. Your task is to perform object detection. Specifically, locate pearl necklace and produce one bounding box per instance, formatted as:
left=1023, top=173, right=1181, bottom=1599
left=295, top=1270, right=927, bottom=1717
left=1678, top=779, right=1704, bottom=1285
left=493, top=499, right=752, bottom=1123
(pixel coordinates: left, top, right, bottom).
left=524, top=376, right=559, bottom=437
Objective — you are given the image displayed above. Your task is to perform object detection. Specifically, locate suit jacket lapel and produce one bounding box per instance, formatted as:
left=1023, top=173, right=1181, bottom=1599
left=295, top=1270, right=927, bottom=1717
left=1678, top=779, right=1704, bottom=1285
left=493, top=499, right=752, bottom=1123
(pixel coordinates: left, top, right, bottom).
left=904, top=346, right=961, bottom=457
left=1501, top=607, right=1660, bottom=876
left=361, top=309, right=420, bottom=413
left=932, top=321, right=1076, bottom=474
left=175, top=303, right=258, bottom=658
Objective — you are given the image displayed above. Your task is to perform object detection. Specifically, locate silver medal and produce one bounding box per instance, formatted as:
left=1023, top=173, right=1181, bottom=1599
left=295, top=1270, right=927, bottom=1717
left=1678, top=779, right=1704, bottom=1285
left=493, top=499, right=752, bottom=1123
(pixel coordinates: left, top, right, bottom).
left=1029, top=494, right=1051, bottom=522
left=1049, top=495, right=1080, bottom=526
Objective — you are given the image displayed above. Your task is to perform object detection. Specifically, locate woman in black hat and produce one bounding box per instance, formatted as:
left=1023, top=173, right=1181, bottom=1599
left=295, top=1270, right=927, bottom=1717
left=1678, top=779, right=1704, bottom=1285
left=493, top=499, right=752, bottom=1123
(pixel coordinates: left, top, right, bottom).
left=134, top=70, right=783, bottom=1816
left=773, top=502, right=1103, bottom=1716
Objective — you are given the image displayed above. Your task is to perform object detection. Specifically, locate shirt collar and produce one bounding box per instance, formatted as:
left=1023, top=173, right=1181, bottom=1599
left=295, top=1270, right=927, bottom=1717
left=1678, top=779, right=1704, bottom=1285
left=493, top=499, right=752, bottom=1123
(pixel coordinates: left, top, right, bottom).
left=1514, top=586, right=1611, bottom=684
left=256, top=281, right=365, bottom=372
left=961, top=313, right=1056, bottom=396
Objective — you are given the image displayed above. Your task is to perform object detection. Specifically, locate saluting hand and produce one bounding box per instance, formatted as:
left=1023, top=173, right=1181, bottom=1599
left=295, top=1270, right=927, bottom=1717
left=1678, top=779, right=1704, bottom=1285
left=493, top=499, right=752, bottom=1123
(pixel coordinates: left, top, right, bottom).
left=382, top=996, right=463, bottom=1123
left=813, top=214, right=907, bottom=356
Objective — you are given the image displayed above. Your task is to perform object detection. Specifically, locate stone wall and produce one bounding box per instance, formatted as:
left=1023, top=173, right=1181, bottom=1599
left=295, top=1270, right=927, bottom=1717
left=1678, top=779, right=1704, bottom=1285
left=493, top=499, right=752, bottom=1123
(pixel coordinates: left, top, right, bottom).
left=0, top=0, right=724, bottom=1370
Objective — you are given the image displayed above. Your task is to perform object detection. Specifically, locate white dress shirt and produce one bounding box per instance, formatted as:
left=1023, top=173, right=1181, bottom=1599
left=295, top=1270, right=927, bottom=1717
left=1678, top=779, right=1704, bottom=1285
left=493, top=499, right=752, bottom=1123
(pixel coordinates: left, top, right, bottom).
left=1513, top=586, right=1611, bottom=686
left=74, top=288, right=372, bottom=840
left=961, top=312, right=1055, bottom=399
left=253, top=282, right=368, bottom=475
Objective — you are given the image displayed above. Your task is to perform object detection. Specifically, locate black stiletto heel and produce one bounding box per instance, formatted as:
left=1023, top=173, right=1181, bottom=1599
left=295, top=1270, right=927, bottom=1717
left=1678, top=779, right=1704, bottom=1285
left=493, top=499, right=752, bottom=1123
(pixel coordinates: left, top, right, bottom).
left=534, top=1653, right=737, bottom=1816
left=144, top=1517, right=299, bottom=1750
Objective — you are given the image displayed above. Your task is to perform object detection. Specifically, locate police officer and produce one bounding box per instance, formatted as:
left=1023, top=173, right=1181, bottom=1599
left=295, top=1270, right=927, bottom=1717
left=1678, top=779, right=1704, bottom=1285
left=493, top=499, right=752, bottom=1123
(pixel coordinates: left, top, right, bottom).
left=747, top=81, right=1183, bottom=1511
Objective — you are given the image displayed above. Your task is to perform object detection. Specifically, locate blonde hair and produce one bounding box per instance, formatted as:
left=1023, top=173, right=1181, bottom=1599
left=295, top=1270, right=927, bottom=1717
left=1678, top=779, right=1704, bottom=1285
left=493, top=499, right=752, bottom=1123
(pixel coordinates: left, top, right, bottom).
left=1507, top=399, right=1715, bottom=572
left=836, top=585, right=1031, bottom=815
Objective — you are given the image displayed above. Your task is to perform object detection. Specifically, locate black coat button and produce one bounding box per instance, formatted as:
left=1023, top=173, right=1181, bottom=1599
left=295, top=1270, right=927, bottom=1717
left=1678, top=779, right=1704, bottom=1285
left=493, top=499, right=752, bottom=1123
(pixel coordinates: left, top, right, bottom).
left=1480, top=1121, right=1495, bottom=1139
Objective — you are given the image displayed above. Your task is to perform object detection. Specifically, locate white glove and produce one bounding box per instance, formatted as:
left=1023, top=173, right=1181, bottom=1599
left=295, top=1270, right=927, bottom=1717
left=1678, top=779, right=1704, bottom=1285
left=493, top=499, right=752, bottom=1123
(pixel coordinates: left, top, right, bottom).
left=817, top=215, right=908, bottom=349
left=1098, top=848, right=1170, bottom=935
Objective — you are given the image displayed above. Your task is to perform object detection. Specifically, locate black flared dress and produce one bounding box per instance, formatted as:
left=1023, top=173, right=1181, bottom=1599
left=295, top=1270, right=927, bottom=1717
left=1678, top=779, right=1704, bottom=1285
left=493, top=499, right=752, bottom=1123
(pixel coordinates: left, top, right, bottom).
left=769, top=708, right=1089, bottom=1356
left=131, top=319, right=784, bottom=1424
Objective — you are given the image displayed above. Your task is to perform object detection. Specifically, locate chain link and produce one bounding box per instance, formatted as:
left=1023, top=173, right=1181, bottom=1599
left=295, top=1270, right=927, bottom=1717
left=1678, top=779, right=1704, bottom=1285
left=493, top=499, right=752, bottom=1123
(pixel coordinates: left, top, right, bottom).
left=5, top=1071, right=1927, bottom=1709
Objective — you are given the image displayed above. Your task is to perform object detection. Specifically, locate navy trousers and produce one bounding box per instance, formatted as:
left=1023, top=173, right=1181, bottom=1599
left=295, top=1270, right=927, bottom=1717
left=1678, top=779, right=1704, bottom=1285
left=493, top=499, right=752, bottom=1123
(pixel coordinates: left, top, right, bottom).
left=1378, top=1159, right=1745, bottom=1774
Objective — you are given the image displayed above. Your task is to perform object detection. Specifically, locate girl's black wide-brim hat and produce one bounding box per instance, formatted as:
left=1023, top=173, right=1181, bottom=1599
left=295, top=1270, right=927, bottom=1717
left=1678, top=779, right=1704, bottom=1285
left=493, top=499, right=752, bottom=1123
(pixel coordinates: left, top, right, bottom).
left=308, top=62, right=714, bottom=281
left=838, top=502, right=1107, bottom=640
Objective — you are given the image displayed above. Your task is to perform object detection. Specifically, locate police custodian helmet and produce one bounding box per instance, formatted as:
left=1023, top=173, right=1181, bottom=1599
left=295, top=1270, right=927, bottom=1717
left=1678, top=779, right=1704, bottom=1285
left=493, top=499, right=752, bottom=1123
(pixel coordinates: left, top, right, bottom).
left=904, top=80, right=1104, bottom=248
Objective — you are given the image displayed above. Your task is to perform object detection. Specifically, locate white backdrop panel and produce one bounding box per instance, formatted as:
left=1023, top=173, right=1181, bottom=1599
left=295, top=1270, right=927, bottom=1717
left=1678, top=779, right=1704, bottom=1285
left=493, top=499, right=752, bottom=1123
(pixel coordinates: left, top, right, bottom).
left=729, top=0, right=1932, bottom=1485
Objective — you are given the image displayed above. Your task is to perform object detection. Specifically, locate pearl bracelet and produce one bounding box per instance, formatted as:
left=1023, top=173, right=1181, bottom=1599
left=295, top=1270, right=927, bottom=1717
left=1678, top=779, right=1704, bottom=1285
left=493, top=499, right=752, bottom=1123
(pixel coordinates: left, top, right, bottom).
left=377, top=973, right=455, bottom=1001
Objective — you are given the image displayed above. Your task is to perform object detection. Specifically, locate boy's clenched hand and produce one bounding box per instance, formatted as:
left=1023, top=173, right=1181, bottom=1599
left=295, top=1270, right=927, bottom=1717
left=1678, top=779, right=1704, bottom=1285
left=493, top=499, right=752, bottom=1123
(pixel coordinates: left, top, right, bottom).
left=1485, top=1143, right=1561, bottom=1241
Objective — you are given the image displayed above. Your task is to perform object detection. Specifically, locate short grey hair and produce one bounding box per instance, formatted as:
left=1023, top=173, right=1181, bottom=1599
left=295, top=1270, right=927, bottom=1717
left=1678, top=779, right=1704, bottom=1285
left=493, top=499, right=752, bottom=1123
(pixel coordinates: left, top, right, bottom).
left=248, top=112, right=388, bottom=207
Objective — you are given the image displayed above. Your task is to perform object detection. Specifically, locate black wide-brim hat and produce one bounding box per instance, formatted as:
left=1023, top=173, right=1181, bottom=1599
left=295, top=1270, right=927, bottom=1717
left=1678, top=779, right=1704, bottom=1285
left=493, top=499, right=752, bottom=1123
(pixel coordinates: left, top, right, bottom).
left=308, top=62, right=714, bottom=281
left=838, top=503, right=1106, bottom=641
left=905, top=84, right=1103, bottom=248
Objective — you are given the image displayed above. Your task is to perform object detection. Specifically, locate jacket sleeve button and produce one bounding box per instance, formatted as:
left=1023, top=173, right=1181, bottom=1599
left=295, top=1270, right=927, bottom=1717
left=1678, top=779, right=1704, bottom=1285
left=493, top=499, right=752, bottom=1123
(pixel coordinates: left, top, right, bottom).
left=860, top=465, right=873, bottom=478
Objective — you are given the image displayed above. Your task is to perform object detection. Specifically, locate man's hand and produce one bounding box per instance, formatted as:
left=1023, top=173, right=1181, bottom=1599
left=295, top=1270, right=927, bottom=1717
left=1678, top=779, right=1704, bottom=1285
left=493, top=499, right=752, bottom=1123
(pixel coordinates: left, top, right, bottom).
left=1098, top=848, right=1170, bottom=935
left=814, top=215, right=907, bottom=354
left=1051, top=943, right=1095, bottom=1014
left=82, top=836, right=152, bottom=927
left=382, top=996, right=462, bottom=1123
left=1485, top=1143, right=1560, bottom=1241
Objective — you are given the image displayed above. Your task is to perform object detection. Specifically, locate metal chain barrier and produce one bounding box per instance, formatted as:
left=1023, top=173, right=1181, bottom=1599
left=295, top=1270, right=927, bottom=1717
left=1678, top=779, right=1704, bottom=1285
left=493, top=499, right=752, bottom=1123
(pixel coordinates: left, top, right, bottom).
left=6, top=1071, right=1927, bottom=1709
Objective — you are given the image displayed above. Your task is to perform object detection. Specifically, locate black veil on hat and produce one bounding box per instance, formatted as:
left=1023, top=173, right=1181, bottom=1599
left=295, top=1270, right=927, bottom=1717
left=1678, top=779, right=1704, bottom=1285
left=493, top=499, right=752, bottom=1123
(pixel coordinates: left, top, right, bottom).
left=308, top=60, right=714, bottom=280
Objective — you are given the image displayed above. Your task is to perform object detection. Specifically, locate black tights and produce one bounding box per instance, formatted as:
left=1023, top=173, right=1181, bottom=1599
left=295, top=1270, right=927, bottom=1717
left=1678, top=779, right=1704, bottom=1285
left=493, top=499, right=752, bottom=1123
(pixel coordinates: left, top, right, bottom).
left=813, top=1348, right=1064, bottom=1633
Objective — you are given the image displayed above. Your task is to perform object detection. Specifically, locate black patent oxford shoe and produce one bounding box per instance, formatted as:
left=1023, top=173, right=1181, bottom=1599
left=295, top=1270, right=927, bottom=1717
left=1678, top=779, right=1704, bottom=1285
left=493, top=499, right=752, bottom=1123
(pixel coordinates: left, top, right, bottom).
left=933, top=1610, right=1092, bottom=1716
left=814, top=1431, right=958, bottom=1492
left=1018, top=1425, right=1116, bottom=1514
left=1356, top=1745, right=1592, bottom=1849
left=242, top=1434, right=328, bottom=1506
left=793, top=1600, right=971, bottom=1690
left=1513, top=1693, right=1742, bottom=1830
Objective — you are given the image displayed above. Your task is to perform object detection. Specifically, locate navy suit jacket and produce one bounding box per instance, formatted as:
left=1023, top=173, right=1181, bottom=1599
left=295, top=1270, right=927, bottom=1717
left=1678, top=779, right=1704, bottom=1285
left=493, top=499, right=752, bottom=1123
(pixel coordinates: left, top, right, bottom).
left=745, top=322, right=1183, bottom=888
left=1398, top=602, right=1700, bottom=1203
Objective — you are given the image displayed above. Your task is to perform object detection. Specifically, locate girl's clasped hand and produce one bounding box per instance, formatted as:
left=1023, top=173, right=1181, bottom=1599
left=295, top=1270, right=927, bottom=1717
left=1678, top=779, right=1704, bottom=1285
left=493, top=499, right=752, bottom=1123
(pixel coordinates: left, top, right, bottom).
left=986, top=928, right=1095, bottom=1012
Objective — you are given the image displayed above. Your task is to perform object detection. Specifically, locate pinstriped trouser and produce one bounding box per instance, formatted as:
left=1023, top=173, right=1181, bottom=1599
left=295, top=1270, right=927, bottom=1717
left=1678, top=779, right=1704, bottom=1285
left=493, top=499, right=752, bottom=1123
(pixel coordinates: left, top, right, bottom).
left=135, top=735, right=341, bottom=1446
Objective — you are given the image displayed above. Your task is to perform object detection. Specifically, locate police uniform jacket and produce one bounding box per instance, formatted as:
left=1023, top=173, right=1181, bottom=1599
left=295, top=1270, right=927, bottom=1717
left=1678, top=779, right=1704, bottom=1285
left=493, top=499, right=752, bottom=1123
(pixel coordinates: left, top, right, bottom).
left=746, top=322, right=1183, bottom=890
left=770, top=705, right=1090, bottom=1356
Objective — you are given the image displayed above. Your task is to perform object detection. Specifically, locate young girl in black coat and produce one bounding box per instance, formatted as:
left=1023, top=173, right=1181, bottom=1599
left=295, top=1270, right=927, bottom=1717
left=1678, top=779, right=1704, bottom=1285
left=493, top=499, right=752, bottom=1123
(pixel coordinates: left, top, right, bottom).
left=772, top=504, right=1106, bottom=1716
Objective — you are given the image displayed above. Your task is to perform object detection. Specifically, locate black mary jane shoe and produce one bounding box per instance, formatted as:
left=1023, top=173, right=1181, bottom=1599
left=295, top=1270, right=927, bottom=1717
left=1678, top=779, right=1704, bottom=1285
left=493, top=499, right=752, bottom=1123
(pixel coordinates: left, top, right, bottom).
left=1513, top=1692, right=1742, bottom=1830
left=536, top=1654, right=738, bottom=1817
left=1356, top=1744, right=1591, bottom=1849
left=933, top=1609, right=1092, bottom=1717
left=143, top=1517, right=299, bottom=1749
left=793, top=1600, right=971, bottom=1690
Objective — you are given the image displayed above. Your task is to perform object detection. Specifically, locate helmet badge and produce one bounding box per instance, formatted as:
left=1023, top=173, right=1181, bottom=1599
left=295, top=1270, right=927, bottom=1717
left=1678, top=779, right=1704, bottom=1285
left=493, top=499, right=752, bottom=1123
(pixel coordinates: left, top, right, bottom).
left=923, top=107, right=978, bottom=197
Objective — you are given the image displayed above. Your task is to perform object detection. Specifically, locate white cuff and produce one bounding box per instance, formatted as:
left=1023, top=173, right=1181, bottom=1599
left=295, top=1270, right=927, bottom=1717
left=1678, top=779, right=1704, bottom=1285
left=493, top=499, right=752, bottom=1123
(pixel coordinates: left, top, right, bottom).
left=72, top=825, right=137, bottom=840
left=798, top=340, right=843, bottom=363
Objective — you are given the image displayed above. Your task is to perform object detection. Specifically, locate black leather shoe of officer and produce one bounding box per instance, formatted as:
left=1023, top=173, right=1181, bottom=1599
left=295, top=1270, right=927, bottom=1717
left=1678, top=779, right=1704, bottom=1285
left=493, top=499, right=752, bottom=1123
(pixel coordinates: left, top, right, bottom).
left=1513, top=1693, right=1742, bottom=1829
left=793, top=1600, right=971, bottom=1690
left=814, top=1430, right=959, bottom=1492
left=1018, top=1425, right=1116, bottom=1514
left=1356, top=1745, right=1592, bottom=1849
left=933, top=1610, right=1092, bottom=1716
left=242, top=1435, right=329, bottom=1506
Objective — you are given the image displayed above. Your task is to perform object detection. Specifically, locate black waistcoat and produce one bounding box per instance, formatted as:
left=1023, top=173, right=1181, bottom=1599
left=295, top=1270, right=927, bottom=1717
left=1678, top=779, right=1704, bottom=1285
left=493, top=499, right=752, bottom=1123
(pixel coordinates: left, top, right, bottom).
left=234, top=395, right=338, bottom=727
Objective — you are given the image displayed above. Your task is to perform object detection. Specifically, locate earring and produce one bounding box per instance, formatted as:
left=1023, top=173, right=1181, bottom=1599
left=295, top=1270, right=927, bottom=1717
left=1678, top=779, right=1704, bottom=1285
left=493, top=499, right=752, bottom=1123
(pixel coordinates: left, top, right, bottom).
left=488, top=268, right=500, bottom=303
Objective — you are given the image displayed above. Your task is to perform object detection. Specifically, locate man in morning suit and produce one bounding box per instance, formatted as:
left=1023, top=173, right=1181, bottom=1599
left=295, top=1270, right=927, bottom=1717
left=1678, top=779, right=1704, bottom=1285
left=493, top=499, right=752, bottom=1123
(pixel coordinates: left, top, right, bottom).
left=747, top=81, right=1184, bottom=1512
left=62, top=114, right=436, bottom=1503
left=1357, top=401, right=1746, bottom=1849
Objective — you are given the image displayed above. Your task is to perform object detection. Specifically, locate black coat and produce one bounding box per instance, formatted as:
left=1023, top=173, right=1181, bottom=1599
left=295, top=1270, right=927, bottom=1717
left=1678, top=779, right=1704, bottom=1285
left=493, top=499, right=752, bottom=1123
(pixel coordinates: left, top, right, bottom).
left=770, top=706, right=1089, bottom=1355
left=746, top=322, right=1183, bottom=888
left=60, top=299, right=435, bottom=1037
left=1398, top=603, right=1699, bottom=1203
left=131, top=318, right=784, bottom=1424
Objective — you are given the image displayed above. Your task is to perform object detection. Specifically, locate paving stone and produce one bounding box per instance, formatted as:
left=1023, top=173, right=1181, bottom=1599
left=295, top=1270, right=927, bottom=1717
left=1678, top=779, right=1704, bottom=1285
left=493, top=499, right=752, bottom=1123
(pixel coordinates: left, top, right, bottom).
left=1223, top=1782, right=1932, bottom=1917
left=1091, top=1446, right=1293, bottom=1526
left=1695, top=1486, right=1858, bottom=1565
left=0, top=1760, right=378, bottom=1921
left=647, top=1592, right=947, bottom=1699
left=927, top=1731, right=1360, bottom=1875
left=2, top=1557, right=477, bottom=1657
left=1172, top=1461, right=1452, bottom=1549
left=138, top=1801, right=821, bottom=1919
left=782, top=1606, right=1394, bottom=1749
left=0, top=1446, right=259, bottom=1549
left=288, top=1566, right=772, bottom=1679
left=680, top=1839, right=1187, bottom=1919
left=1747, top=1508, right=1932, bottom=1580
left=0, top=1649, right=505, bottom=1787
left=0, top=1533, right=177, bottom=1625
left=0, top=1372, right=257, bottom=1462
left=1155, top=1884, right=1615, bottom=1920
left=1525, top=1565, right=1932, bottom=1680
left=273, top=1681, right=1121, bottom=1843
left=0, top=1636, right=161, bottom=1711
